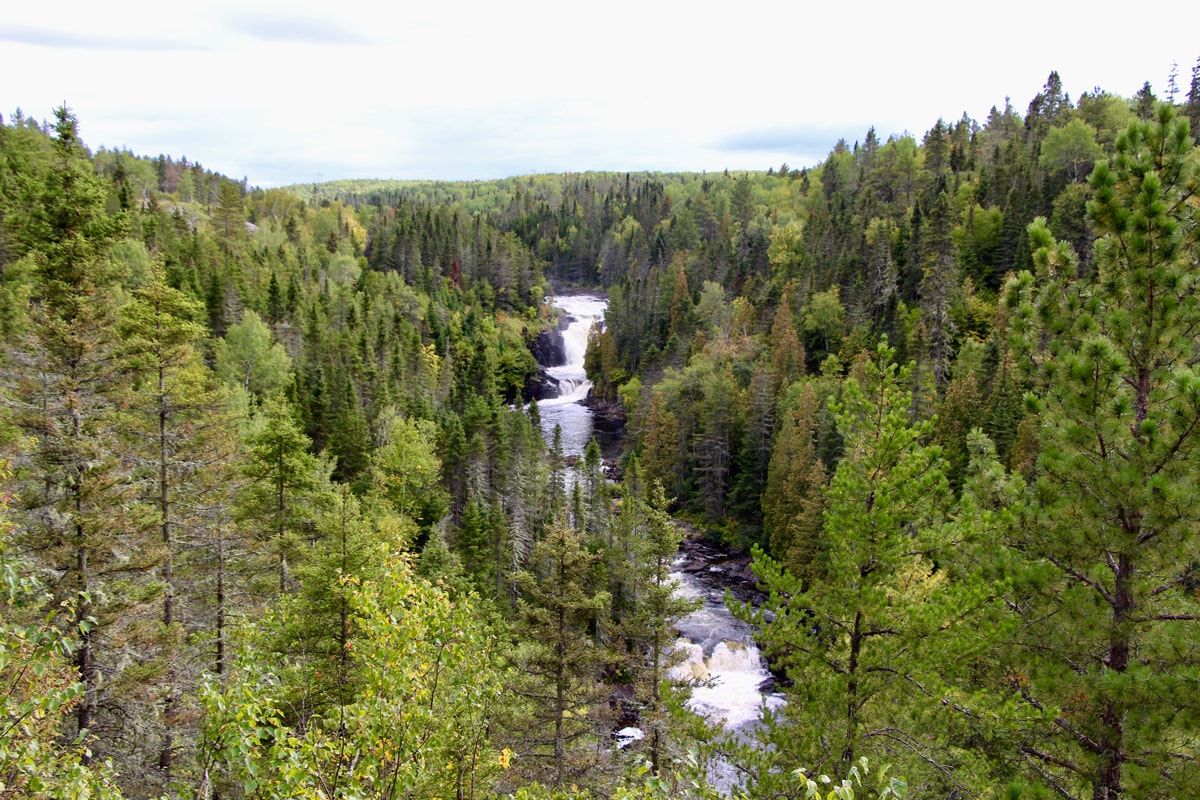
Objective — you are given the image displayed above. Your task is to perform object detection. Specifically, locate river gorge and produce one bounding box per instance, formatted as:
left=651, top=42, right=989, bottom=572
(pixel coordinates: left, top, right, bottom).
left=534, top=294, right=783, bottom=783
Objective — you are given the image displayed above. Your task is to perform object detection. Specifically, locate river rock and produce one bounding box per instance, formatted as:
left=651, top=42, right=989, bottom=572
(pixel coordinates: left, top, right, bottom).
left=529, top=324, right=567, bottom=368
left=526, top=370, right=562, bottom=401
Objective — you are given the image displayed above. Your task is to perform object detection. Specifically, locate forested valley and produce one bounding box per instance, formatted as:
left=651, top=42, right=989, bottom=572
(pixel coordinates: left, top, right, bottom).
left=2, top=66, right=1199, bottom=800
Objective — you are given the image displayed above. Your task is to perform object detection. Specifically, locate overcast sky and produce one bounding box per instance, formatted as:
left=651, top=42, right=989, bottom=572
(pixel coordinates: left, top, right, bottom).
left=3, top=1, right=1197, bottom=187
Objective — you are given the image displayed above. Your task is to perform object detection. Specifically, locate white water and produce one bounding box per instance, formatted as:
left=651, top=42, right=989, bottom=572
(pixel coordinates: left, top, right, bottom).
left=669, top=563, right=785, bottom=731
left=546, top=295, right=604, bottom=399
left=537, top=295, right=607, bottom=456
left=538, top=295, right=782, bottom=789
left=667, top=562, right=784, bottom=793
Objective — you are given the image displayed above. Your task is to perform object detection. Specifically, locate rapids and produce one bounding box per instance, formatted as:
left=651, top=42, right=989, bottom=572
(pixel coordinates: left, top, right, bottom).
left=535, top=295, right=783, bottom=763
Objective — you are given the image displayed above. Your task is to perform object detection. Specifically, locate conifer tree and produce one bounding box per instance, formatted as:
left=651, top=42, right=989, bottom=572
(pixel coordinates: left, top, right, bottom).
left=4, top=107, right=162, bottom=770
left=118, top=264, right=237, bottom=787
left=932, top=360, right=985, bottom=489
left=544, top=424, right=566, bottom=520
left=239, top=396, right=325, bottom=596
left=919, top=179, right=959, bottom=387
left=510, top=514, right=611, bottom=786
left=616, top=480, right=697, bottom=775
left=769, top=291, right=805, bottom=393
left=1185, top=56, right=1200, bottom=135
left=744, top=340, right=950, bottom=785
left=288, top=485, right=382, bottom=712
left=638, top=393, right=683, bottom=499
left=999, top=105, right=1200, bottom=799
left=761, top=381, right=826, bottom=584
left=579, top=436, right=606, bottom=544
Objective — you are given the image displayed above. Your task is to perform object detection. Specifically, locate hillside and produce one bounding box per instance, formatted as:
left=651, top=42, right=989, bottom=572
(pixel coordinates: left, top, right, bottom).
left=1, top=67, right=1199, bottom=799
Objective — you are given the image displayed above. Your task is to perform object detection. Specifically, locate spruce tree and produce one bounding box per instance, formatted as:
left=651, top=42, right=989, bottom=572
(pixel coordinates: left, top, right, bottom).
left=118, top=264, right=237, bottom=788
left=4, top=107, right=162, bottom=772
left=509, top=513, right=611, bottom=787
left=615, top=480, right=697, bottom=776
left=239, top=396, right=325, bottom=596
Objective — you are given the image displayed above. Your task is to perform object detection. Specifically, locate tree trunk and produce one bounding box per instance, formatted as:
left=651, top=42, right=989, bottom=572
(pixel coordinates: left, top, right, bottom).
left=216, top=519, right=226, bottom=676
left=159, top=364, right=175, bottom=781
left=843, top=610, right=862, bottom=772
left=1094, top=549, right=1133, bottom=800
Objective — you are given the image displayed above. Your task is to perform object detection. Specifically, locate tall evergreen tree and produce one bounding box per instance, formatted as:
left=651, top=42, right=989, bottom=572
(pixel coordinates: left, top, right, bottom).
left=743, top=340, right=951, bottom=787
left=118, top=264, right=232, bottom=788
left=919, top=180, right=959, bottom=387
left=761, top=381, right=826, bottom=584
left=3, top=107, right=163, bottom=773
left=999, top=105, right=1200, bottom=799
left=509, top=514, right=611, bottom=787
left=615, top=480, right=697, bottom=775
left=239, top=396, right=325, bottom=596
left=1184, top=56, right=1200, bottom=135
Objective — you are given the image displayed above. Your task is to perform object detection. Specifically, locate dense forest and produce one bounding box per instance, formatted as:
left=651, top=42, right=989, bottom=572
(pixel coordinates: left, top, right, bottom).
left=2, top=62, right=1199, bottom=800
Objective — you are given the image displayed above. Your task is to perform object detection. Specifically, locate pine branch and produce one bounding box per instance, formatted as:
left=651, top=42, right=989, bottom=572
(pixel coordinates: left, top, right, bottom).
left=1042, top=553, right=1115, bottom=607
left=1019, top=746, right=1084, bottom=800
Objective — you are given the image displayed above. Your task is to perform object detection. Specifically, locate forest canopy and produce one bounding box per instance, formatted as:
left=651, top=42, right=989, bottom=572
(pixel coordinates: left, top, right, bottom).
left=1, top=62, right=1199, bottom=800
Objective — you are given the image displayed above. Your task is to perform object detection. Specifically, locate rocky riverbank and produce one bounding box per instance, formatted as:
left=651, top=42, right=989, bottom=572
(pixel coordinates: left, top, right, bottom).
left=674, top=523, right=764, bottom=606
left=526, top=318, right=569, bottom=400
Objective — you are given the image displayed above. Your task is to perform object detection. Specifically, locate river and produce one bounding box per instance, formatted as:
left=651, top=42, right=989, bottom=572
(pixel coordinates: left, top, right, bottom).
left=538, top=294, right=782, bottom=786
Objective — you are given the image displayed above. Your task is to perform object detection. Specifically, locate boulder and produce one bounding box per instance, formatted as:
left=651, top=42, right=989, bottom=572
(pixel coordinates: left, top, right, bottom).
left=526, top=371, right=562, bottom=401
left=529, top=325, right=567, bottom=368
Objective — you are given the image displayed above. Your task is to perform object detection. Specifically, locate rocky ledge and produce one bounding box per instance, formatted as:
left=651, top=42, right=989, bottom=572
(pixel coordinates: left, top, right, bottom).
left=525, top=321, right=568, bottom=400
left=673, top=522, right=764, bottom=606
left=582, top=391, right=627, bottom=429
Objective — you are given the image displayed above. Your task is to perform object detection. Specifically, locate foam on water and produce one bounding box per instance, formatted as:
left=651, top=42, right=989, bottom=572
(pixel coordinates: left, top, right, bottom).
left=533, top=295, right=782, bottom=791
left=540, top=295, right=606, bottom=407
left=669, top=568, right=785, bottom=734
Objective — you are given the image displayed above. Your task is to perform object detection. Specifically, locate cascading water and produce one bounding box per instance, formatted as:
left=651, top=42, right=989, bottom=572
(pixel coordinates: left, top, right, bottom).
left=537, top=294, right=782, bottom=790
left=668, top=569, right=784, bottom=733
left=536, top=295, right=607, bottom=456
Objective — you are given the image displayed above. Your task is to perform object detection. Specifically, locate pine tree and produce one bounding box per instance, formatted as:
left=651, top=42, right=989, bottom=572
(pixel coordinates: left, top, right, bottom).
left=744, top=340, right=951, bottom=784
left=510, top=514, right=611, bottom=786
left=999, top=105, right=1200, bottom=799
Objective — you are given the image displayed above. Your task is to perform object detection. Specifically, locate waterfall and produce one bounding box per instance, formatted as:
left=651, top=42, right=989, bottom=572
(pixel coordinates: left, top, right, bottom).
left=542, top=294, right=605, bottom=404
left=536, top=295, right=607, bottom=456
left=533, top=295, right=781, bottom=792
